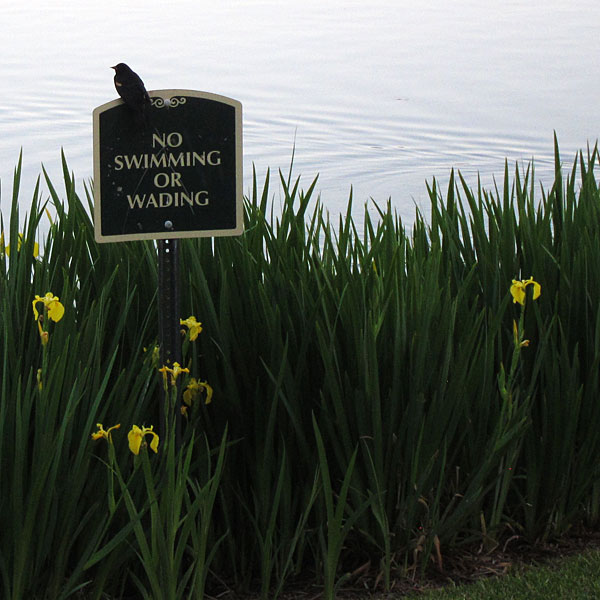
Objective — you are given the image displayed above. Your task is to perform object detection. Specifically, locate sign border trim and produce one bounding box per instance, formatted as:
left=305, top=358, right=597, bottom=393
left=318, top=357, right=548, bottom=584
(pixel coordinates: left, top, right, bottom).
left=93, top=89, right=243, bottom=243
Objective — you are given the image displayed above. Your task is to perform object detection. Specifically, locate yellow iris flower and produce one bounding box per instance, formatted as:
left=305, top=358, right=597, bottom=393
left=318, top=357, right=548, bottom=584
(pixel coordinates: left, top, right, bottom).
left=128, top=424, right=159, bottom=455
left=32, top=292, right=65, bottom=322
left=158, top=362, right=190, bottom=386
left=91, top=423, right=121, bottom=443
left=183, top=378, right=213, bottom=406
left=1, top=232, right=39, bottom=258
left=180, top=316, right=203, bottom=341
left=510, top=277, right=541, bottom=306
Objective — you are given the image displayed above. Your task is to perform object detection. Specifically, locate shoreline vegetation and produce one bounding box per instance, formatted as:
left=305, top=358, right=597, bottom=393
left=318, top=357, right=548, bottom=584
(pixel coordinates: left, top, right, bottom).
left=1, top=139, right=600, bottom=599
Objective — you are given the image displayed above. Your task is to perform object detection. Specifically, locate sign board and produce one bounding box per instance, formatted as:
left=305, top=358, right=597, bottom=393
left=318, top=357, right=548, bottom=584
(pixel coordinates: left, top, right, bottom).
left=93, top=90, right=243, bottom=242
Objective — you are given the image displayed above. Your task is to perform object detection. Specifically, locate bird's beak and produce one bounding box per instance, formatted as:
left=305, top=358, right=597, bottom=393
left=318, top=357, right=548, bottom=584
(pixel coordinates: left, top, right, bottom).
left=110, top=66, right=116, bottom=70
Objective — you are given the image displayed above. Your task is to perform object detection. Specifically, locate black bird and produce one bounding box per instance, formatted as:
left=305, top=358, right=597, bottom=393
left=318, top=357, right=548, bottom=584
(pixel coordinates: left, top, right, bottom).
left=111, top=63, right=150, bottom=124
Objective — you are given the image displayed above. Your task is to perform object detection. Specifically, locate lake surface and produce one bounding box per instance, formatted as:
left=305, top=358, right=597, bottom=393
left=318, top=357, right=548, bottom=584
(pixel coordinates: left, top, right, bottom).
left=1, top=0, right=599, bottom=228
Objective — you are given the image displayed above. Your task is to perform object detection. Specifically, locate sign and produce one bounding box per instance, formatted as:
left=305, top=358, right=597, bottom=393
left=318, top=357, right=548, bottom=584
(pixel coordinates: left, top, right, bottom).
left=93, top=89, right=243, bottom=242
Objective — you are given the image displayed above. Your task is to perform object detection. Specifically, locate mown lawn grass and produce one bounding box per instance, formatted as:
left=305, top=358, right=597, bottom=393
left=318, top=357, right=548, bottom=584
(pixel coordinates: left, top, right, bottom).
left=417, top=549, right=600, bottom=600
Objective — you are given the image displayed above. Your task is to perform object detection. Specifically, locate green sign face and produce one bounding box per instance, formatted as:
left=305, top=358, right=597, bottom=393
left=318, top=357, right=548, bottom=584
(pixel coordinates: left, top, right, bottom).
left=93, top=90, right=243, bottom=242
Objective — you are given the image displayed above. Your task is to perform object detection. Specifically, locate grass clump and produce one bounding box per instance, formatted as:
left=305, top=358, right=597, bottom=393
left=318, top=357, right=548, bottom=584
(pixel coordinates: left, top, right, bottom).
left=1, top=139, right=600, bottom=598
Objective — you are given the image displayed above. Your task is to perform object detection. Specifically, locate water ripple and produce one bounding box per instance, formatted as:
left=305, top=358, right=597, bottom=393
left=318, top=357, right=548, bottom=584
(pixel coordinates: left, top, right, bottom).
left=1, top=0, right=599, bottom=223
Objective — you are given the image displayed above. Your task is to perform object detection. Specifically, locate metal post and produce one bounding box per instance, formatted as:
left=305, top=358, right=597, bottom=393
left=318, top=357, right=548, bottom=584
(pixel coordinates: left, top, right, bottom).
left=157, top=238, right=182, bottom=449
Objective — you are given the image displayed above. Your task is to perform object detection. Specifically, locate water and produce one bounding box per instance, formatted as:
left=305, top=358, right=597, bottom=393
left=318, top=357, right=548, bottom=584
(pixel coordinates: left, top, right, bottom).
left=1, top=0, right=599, bottom=228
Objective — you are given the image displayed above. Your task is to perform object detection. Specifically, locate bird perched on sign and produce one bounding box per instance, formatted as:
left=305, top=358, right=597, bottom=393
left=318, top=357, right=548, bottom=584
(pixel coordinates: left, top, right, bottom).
left=111, top=63, right=150, bottom=125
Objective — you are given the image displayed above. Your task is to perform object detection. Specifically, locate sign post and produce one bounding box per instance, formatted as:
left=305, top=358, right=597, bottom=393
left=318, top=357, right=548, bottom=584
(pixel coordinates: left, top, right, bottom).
left=93, top=89, right=243, bottom=445
left=157, top=238, right=182, bottom=444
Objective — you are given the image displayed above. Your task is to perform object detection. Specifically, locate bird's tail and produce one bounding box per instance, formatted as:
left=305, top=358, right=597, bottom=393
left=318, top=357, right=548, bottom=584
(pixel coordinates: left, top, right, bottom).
left=134, top=103, right=151, bottom=130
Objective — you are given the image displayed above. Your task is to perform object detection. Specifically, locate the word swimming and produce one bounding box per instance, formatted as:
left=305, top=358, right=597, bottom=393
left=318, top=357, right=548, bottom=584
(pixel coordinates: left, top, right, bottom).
left=114, top=150, right=221, bottom=171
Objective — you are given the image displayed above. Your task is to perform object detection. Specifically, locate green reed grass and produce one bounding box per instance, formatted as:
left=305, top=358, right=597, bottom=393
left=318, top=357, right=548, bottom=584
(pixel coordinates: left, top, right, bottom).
left=1, top=140, right=600, bottom=598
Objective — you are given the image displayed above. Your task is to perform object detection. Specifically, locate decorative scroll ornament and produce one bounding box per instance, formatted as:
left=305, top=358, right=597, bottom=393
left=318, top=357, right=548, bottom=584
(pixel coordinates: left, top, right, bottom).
left=151, top=96, right=187, bottom=109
